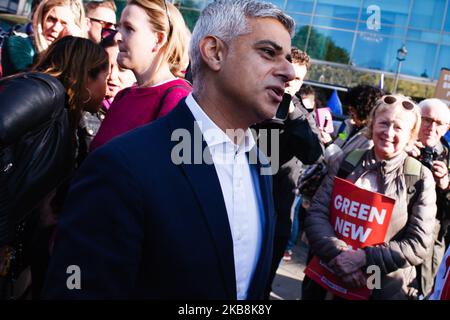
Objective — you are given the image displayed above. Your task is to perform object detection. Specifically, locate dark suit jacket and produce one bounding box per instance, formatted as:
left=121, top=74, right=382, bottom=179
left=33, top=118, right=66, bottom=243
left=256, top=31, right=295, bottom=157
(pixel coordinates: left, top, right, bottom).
left=42, top=99, right=276, bottom=299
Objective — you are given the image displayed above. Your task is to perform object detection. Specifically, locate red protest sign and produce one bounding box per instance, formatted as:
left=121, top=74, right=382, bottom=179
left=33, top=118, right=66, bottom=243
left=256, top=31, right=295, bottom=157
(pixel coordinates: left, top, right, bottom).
left=304, top=177, right=395, bottom=300
left=430, top=248, right=450, bottom=300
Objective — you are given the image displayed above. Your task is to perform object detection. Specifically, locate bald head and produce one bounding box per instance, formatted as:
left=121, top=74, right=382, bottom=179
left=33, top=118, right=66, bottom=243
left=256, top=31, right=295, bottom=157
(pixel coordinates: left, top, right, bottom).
left=418, top=98, right=450, bottom=147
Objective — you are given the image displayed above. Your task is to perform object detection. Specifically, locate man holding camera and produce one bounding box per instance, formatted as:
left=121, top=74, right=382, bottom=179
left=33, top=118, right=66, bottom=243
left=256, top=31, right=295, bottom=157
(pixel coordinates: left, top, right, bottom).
left=409, top=98, right=450, bottom=298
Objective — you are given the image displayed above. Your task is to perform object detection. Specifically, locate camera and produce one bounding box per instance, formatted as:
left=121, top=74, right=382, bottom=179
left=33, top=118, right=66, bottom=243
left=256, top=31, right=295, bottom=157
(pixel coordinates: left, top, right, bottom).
left=419, top=146, right=437, bottom=171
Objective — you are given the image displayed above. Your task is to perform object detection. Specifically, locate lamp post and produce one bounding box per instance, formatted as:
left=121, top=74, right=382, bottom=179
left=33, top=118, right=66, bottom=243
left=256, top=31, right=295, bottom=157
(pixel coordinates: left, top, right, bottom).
left=393, top=45, right=407, bottom=93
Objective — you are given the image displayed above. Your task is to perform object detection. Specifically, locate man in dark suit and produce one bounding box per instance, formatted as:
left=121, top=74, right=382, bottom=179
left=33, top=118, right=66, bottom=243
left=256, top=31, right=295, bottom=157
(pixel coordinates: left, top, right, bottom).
left=42, top=0, right=295, bottom=299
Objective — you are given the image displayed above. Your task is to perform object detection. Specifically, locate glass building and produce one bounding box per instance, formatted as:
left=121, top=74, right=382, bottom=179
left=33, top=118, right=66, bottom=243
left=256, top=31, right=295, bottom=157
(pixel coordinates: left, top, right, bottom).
left=176, top=0, right=450, bottom=88
left=0, top=0, right=29, bottom=15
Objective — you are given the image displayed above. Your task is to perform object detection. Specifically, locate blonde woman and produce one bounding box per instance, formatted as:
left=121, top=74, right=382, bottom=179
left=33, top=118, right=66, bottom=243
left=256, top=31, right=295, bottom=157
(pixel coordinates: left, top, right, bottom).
left=90, top=0, right=192, bottom=151
left=1, top=0, right=85, bottom=76
left=304, top=94, right=437, bottom=300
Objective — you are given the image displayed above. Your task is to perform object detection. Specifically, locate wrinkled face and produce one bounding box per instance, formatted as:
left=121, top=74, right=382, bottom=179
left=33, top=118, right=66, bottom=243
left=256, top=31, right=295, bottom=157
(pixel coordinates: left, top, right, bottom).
left=42, top=6, right=76, bottom=45
left=87, top=7, right=117, bottom=43
left=104, top=45, right=136, bottom=98
left=115, top=4, right=159, bottom=74
left=285, top=63, right=307, bottom=96
left=419, top=105, right=450, bottom=147
left=372, top=105, right=416, bottom=160
left=216, top=17, right=295, bottom=125
left=85, top=68, right=109, bottom=113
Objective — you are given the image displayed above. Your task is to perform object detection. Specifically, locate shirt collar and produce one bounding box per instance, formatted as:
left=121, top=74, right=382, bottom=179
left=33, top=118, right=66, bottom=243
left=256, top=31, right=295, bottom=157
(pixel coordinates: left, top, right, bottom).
left=185, top=93, right=256, bottom=154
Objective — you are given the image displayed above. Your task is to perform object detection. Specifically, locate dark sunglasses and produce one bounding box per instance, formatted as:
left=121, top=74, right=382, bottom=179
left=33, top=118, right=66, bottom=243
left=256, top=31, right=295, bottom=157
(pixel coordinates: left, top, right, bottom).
left=101, top=27, right=118, bottom=42
left=383, top=95, right=414, bottom=110
left=89, top=17, right=117, bottom=30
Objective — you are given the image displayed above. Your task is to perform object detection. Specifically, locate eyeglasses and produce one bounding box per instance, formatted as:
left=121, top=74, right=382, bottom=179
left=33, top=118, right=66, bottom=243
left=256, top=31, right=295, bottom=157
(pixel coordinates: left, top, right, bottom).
left=101, top=27, right=118, bottom=43
left=89, top=17, right=117, bottom=30
left=421, top=116, right=450, bottom=129
left=162, top=0, right=173, bottom=40
left=383, top=95, right=415, bottom=110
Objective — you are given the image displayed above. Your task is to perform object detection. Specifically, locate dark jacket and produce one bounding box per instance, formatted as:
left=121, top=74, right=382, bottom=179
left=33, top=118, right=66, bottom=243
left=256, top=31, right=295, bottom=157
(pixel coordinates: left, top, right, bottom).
left=266, top=96, right=323, bottom=236
left=1, top=35, right=36, bottom=76
left=42, top=100, right=276, bottom=299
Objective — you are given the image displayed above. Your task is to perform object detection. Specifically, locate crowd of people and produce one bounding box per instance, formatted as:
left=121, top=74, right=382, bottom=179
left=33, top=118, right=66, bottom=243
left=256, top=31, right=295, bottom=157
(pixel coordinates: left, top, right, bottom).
left=0, top=0, right=449, bottom=301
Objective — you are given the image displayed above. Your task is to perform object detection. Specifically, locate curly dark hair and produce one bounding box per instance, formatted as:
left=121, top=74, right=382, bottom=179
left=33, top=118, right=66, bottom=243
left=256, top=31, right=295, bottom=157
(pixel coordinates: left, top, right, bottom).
left=344, top=84, right=384, bottom=124
left=298, top=84, right=315, bottom=97
left=291, top=46, right=311, bottom=68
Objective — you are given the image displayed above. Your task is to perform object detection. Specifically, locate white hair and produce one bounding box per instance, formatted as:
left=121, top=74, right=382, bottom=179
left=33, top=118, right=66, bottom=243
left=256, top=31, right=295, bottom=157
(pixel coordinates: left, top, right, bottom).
left=419, top=98, right=450, bottom=123
left=189, top=0, right=295, bottom=81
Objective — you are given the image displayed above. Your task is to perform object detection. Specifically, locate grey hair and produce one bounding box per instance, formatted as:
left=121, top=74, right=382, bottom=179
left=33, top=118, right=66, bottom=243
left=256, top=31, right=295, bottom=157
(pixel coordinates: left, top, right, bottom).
left=189, top=0, right=295, bottom=81
left=419, top=98, right=450, bottom=124
left=419, top=98, right=449, bottom=111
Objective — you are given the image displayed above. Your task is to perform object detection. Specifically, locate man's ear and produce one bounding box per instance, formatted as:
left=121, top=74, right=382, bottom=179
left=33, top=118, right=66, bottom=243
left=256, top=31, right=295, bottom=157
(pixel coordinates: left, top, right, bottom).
left=198, top=36, right=227, bottom=72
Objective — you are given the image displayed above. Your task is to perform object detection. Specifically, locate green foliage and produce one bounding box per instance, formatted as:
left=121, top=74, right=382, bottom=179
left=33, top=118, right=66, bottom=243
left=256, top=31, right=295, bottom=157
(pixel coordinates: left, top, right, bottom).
left=179, top=8, right=200, bottom=31
left=293, top=26, right=350, bottom=64
left=307, top=63, right=436, bottom=99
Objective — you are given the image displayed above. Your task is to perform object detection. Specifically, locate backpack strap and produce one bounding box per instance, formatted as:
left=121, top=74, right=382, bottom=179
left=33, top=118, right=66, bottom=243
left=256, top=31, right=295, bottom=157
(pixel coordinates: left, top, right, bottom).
left=337, top=148, right=368, bottom=179
left=403, top=156, right=423, bottom=208
left=337, top=150, right=423, bottom=208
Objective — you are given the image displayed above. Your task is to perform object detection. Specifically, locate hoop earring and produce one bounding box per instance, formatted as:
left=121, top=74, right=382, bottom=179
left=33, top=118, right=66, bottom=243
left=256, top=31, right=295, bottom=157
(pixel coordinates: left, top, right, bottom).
left=83, top=88, right=92, bottom=104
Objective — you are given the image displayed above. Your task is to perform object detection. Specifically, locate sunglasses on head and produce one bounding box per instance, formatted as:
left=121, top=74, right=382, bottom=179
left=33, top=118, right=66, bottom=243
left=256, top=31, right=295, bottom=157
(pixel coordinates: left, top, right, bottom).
left=101, top=27, right=118, bottom=42
left=383, top=95, right=414, bottom=110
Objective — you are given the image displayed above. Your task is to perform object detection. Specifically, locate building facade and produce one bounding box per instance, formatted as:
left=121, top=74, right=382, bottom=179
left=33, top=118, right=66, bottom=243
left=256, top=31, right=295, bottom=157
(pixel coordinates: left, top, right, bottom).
left=0, top=0, right=30, bottom=16
left=177, top=0, right=450, bottom=92
left=2, top=0, right=448, bottom=94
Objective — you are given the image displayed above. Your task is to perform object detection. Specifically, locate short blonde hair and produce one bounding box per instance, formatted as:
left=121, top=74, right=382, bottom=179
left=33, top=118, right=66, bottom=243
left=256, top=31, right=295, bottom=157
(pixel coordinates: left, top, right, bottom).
left=33, top=0, right=86, bottom=53
left=365, top=94, right=422, bottom=146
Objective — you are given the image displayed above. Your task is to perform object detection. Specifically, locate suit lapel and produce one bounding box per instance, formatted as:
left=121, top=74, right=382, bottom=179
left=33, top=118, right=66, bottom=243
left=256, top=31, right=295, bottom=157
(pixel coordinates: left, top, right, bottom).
left=247, top=148, right=274, bottom=299
left=166, top=101, right=237, bottom=299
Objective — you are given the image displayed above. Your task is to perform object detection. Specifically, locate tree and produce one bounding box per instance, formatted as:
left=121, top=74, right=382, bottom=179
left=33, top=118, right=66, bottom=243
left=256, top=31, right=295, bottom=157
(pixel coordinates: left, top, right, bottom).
left=293, top=26, right=350, bottom=64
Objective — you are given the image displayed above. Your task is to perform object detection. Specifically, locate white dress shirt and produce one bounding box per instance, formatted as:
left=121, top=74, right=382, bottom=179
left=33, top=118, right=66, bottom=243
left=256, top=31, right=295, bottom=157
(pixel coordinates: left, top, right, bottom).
left=185, top=93, right=263, bottom=300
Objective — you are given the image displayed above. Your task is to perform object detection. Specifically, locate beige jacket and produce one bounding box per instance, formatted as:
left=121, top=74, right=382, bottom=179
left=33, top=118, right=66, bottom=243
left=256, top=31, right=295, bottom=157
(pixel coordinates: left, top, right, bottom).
left=305, top=148, right=437, bottom=299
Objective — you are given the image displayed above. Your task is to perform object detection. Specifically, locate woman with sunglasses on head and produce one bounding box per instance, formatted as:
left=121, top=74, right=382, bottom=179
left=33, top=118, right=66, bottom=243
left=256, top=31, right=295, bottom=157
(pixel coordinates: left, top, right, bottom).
left=303, top=94, right=437, bottom=300
left=90, top=0, right=192, bottom=151
left=1, top=0, right=86, bottom=77
left=321, top=85, right=384, bottom=165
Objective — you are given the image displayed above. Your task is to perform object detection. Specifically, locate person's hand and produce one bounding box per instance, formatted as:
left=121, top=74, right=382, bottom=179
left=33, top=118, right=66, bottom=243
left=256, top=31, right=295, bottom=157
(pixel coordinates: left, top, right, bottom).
left=405, top=140, right=424, bottom=158
left=328, top=248, right=366, bottom=277
left=432, top=160, right=449, bottom=190
left=340, top=269, right=367, bottom=288
left=319, top=129, right=332, bottom=145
